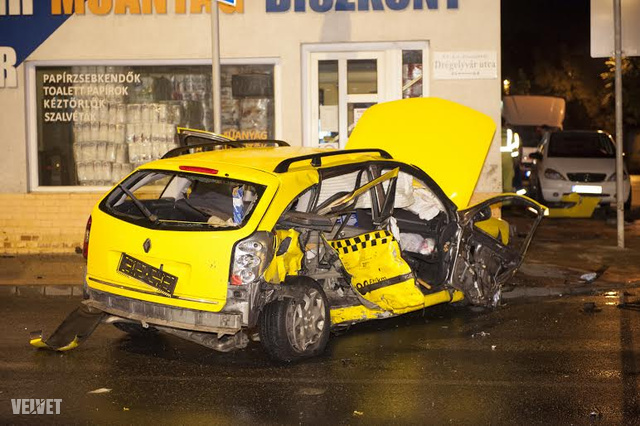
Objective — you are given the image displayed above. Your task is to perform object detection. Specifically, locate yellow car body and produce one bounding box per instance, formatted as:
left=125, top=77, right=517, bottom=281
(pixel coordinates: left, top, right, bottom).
left=85, top=147, right=471, bottom=323
left=33, top=98, right=546, bottom=361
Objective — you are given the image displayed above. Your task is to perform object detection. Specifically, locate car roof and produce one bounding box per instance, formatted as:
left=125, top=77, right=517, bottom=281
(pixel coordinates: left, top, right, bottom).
left=141, top=146, right=392, bottom=176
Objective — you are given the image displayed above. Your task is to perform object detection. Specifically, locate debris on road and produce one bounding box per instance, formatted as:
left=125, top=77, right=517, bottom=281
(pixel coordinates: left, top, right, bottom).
left=491, top=345, right=497, bottom=351
left=579, top=266, right=609, bottom=284
left=582, top=302, right=602, bottom=313
left=589, top=408, right=603, bottom=421
left=353, top=411, right=364, bottom=416
left=472, top=331, right=491, bottom=338
left=298, top=387, right=327, bottom=396
left=547, top=193, right=599, bottom=218
left=88, top=388, right=112, bottom=394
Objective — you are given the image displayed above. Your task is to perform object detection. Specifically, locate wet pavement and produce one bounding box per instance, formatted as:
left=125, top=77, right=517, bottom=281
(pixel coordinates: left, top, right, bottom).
left=1, top=293, right=639, bottom=424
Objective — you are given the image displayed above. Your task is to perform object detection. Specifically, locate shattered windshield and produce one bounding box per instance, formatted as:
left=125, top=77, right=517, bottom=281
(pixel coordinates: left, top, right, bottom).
left=102, top=170, right=265, bottom=230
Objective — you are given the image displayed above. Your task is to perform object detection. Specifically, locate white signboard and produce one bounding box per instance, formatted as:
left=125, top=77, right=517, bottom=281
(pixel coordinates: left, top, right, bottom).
left=591, top=0, right=640, bottom=57
left=433, top=51, right=498, bottom=80
left=353, top=107, right=367, bottom=127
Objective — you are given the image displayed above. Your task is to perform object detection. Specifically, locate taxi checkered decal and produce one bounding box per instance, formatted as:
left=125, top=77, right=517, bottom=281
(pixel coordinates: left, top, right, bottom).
left=329, top=230, right=392, bottom=254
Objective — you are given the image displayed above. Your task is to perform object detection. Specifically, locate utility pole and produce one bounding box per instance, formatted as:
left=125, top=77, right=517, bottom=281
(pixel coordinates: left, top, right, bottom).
left=211, top=2, right=222, bottom=135
left=614, top=0, right=624, bottom=248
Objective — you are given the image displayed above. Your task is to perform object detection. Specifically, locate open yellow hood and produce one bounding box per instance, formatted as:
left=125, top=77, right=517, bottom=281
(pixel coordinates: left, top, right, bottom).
left=346, top=98, right=496, bottom=208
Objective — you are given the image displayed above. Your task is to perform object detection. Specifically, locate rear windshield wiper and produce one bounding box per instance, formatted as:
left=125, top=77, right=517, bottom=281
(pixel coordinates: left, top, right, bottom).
left=117, top=183, right=159, bottom=224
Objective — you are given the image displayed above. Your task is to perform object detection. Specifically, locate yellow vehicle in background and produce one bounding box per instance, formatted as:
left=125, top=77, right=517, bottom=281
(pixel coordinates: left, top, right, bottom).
left=31, top=98, right=546, bottom=362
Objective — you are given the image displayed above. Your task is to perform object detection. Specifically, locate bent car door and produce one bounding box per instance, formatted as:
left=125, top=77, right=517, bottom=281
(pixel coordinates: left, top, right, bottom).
left=314, top=164, right=427, bottom=314
left=451, top=195, right=546, bottom=306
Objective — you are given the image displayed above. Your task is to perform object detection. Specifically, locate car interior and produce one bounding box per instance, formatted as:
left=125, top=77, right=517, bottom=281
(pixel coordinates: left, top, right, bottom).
left=284, top=162, right=456, bottom=290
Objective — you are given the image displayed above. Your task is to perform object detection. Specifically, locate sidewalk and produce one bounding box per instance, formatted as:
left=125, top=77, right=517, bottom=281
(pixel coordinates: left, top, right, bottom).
left=0, top=254, right=86, bottom=296
left=1, top=214, right=640, bottom=298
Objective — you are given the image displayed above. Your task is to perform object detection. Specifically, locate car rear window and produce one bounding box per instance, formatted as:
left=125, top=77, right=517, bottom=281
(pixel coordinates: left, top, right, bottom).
left=548, top=132, right=615, bottom=158
left=101, top=169, right=266, bottom=231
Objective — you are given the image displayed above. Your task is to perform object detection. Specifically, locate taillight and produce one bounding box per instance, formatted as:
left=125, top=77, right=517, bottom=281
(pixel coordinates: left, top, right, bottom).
left=82, top=216, right=92, bottom=260
left=230, top=232, right=274, bottom=286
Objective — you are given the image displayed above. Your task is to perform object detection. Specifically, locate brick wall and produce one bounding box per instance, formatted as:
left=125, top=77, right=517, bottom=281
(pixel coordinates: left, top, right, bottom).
left=0, top=193, right=102, bottom=254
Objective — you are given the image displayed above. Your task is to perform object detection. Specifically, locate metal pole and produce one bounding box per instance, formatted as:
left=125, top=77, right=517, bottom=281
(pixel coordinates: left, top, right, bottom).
left=211, top=2, right=222, bottom=135
left=614, top=0, right=624, bottom=248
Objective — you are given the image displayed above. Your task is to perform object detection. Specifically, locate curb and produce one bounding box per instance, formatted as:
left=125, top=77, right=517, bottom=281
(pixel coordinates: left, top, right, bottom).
left=0, top=284, right=83, bottom=297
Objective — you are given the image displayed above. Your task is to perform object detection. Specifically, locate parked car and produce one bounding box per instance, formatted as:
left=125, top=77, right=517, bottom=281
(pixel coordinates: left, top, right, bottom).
left=529, top=130, right=631, bottom=209
left=30, top=98, right=546, bottom=362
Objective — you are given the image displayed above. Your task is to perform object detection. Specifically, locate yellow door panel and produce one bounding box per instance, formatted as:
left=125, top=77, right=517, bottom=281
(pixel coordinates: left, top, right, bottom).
left=327, top=230, right=425, bottom=314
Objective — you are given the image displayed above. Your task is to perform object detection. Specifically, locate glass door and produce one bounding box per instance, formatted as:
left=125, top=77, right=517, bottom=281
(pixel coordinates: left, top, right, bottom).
left=310, top=51, right=385, bottom=149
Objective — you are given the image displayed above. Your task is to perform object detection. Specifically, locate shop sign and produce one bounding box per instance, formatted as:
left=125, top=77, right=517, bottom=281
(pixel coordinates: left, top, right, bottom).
left=266, top=0, right=458, bottom=12
left=48, top=0, right=241, bottom=15
left=0, top=0, right=242, bottom=89
left=432, top=51, right=498, bottom=80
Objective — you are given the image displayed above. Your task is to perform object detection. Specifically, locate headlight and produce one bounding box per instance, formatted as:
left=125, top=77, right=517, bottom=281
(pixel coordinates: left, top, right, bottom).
left=544, top=168, right=566, bottom=180
left=607, top=171, right=629, bottom=181
left=230, top=232, right=274, bottom=286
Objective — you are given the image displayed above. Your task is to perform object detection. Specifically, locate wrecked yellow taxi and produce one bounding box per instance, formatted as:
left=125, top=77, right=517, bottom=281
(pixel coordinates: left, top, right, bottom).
left=31, top=98, right=547, bottom=362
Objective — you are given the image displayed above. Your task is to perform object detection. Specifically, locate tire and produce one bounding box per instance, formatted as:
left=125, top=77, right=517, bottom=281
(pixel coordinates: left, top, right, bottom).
left=259, top=278, right=330, bottom=362
left=113, top=322, right=157, bottom=337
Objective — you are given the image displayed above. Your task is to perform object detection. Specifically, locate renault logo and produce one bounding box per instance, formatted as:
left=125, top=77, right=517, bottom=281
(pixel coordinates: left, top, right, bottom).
left=143, top=238, right=151, bottom=253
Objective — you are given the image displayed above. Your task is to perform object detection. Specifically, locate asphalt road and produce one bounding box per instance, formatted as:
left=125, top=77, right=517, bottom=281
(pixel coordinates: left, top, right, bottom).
left=0, top=293, right=639, bottom=425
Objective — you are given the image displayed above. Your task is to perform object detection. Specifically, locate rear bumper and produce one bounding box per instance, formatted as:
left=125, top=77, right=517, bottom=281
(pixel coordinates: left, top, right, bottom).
left=86, top=289, right=242, bottom=335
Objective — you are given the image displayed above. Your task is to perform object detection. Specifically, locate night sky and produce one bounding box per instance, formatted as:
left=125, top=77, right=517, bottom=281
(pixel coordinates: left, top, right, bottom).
left=502, top=0, right=597, bottom=79
left=502, top=0, right=616, bottom=130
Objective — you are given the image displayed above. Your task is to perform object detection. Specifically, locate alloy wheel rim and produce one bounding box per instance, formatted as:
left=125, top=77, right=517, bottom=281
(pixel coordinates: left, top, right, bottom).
left=288, top=289, right=326, bottom=352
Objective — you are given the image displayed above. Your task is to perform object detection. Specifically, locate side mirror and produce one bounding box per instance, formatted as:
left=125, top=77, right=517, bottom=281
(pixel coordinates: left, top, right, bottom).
left=278, top=211, right=335, bottom=232
left=528, top=152, right=543, bottom=161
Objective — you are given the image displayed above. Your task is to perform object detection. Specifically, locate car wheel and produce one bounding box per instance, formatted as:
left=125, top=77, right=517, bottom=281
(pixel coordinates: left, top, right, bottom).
left=113, top=322, right=157, bottom=337
left=259, top=278, right=330, bottom=362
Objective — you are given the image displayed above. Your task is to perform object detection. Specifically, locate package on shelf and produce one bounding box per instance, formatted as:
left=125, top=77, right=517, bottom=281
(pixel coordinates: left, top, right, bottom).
left=69, top=69, right=215, bottom=186
left=239, top=98, right=270, bottom=131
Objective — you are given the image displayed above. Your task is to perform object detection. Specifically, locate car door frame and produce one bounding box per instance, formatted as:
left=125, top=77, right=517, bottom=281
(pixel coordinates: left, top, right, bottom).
left=451, top=194, right=546, bottom=305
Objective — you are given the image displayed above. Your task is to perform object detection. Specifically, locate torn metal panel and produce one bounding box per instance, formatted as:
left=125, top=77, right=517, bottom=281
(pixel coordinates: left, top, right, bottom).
left=548, top=193, right=600, bottom=218
left=327, top=230, right=425, bottom=314
left=29, top=302, right=105, bottom=352
left=263, top=229, right=304, bottom=284
left=330, top=289, right=465, bottom=326
left=474, top=217, right=510, bottom=245
left=454, top=194, right=546, bottom=306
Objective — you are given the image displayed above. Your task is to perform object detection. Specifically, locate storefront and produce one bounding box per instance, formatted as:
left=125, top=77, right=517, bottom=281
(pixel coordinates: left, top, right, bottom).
left=0, top=0, right=501, bottom=253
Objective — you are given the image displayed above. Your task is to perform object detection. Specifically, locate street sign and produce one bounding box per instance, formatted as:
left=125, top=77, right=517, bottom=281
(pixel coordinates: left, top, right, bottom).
left=591, top=0, right=640, bottom=57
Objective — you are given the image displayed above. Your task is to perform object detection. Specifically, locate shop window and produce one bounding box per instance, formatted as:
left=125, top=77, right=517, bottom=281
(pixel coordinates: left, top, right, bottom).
left=318, top=60, right=339, bottom=148
left=221, top=64, right=275, bottom=141
left=34, top=63, right=275, bottom=188
left=402, top=50, right=423, bottom=98
left=346, top=59, right=378, bottom=95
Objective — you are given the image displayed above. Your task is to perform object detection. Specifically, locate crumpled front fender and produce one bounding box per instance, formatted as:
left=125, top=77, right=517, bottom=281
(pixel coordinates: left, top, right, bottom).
left=29, top=302, right=105, bottom=352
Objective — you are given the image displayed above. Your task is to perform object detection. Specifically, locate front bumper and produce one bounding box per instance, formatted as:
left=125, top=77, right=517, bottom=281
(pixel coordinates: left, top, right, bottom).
left=87, top=289, right=242, bottom=335
left=540, top=178, right=630, bottom=204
